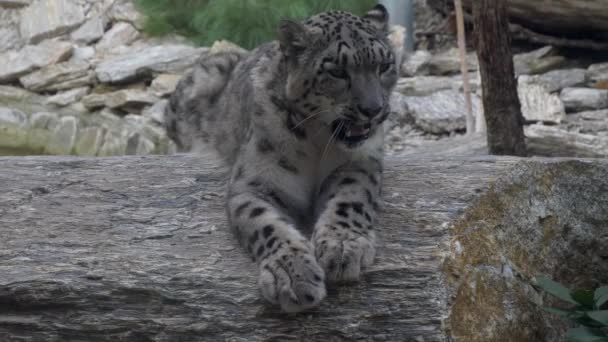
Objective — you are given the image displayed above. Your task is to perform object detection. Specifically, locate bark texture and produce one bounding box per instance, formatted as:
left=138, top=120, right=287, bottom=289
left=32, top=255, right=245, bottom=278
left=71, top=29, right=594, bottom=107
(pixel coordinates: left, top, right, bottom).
left=473, top=0, right=527, bottom=156
left=1, top=155, right=607, bottom=341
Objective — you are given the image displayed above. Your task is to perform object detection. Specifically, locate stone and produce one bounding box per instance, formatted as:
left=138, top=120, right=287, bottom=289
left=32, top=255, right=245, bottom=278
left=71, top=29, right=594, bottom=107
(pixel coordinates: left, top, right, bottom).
left=19, top=60, right=92, bottom=92
left=104, top=89, right=159, bottom=111
left=513, top=46, right=566, bottom=76
left=533, top=68, right=587, bottom=93
left=95, top=22, right=139, bottom=52
left=1, top=156, right=606, bottom=341
left=19, top=0, right=86, bottom=44
left=0, top=106, right=28, bottom=149
left=563, top=109, right=608, bottom=136
left=560, top=87, right=608, bottom=112
left=388, top=25, right=406, bottom=68
left=74, top=126, right=105, bottom=156
left=46, top=87, right=90, bottom=107
left=395, top=73, right=481, bottom=96
left=81, top=93, right=106, bottom=110
left=0, top=40, right=73, bottom=82
left=98, top=130, right=126, bottom=156
left=405, top=89, right=483, bottom=134
left=587, top=62, right=608, bottom=83
left=426, top=47, right=478, bottom=75
left=107, top=0, right=145, bottom=29
left=525, top=124, right=608, bottom=157
left=26, top=111, right=57, bottom=152
left=400, top=50, right=432, bottom=77
left=71, top=46, right=96, bottom=62
left=46, top=115, right=79, bottom=155
left=142, top=99, right=168, bottom=124
left=0, top=0, right=30, bottom=8
left=70, top=16, right=105, bottom=44
left=517, top=76, right=566, bottom=123
left=0, top=9, right=23, bottom=54
left=95, top=45, right=207, bottom=83
left=150, top=74, right=181, bottom=97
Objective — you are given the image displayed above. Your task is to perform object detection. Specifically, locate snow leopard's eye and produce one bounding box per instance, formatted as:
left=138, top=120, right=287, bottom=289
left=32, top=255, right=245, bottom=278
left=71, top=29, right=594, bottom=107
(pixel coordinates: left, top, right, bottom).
left=379, top=62, right=392, bottom=74
left=324, top=63, right=348, bottom=79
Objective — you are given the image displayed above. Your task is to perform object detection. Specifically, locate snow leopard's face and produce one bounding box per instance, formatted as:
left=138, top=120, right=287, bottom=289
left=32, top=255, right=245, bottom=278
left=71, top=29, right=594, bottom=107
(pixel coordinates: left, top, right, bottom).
left=279, top=5, right=398, bottom=147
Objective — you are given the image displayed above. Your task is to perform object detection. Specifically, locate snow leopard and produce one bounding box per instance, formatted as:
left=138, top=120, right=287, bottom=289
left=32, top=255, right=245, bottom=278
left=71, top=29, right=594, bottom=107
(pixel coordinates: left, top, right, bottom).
left=165, top=4, right=398, bottom=312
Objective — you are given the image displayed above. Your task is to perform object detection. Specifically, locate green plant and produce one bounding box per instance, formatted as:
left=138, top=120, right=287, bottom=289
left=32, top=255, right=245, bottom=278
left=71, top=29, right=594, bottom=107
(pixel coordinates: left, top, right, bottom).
left=135, top=0, right=376, bottom=49
left=536, top=276, right=608, bottom=342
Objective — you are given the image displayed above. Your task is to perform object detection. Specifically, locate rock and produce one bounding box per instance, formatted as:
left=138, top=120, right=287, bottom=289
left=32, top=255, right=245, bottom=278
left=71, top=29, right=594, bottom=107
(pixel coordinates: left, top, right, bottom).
left=560, top=87, right=608, bottom=112
left=395, top=73, right=481, bottom=96
left=426, top=47, right=478, bottom=75
left=533, top=68, right=587, bottom=93
left=107, top=0, right=145, bottom=29
left=400, top=50, right=432, bottom=77
left=0, top=0, right=30, bottom=8
left=74, top=126, right=105, bottom=156
left=95, top=45, right=207, bottom=84
left=26, top=111, right=57, bottom=152
left=209, top=40, right=247, bottom=55
left=405, top=89, right=483, bottom=134
left=517, top=76, right=566, bottom=123
left=513, top=46, right=566, bottom=76
left=98, top=130, right=126, bottom=156
left=95, top=22, right=139, bottom=52
left=81, top=93, right=106, bottom=110
left=71, top=46, right=96, bottom=62
left=104, top=89, right=158, bottom=111
left=0, top=40, right=73, bottom=82
left=0, top=107, right=28, bottom=148
left=142, top=99, right=168, bottom=124
left=563, top=109, right=608, bottom=136
left=0, top=85, right=45, bottom=104
left=150, top=74, right=181, bottom=97
left=0, top=8, right=23, bottom=54
left=525, top=124, right=608, bottom=157
left=70, top=16, right=105, bottom=45
left=46, top=87, right=90, bottom=107
left=388, top=25, right=406, bottom=68
left=46, top=115, right=79, bottom=155
left=19, top=0, right=86, bottom=44
left=587, top=62, right=608, bottom=84
left=19, top=60, right=92, bottom=92
left=0, top=155, right=606, bottom=341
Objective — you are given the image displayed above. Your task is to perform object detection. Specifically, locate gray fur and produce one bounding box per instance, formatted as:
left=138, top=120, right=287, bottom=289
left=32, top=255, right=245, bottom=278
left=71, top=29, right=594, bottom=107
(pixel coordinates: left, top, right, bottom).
left=165, top=5, right=398, bottom=312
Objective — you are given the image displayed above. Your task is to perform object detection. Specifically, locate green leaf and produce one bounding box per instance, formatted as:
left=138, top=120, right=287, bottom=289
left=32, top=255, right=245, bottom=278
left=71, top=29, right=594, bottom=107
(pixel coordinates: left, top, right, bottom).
left=536, top=276, right=578, bottom=305
left=588, top=310, right=608, bottom=326
left=595, top=287, right=608, bottom=308
left=573, top=290, right=597, bottom=309
left=566, top=327, right=608, bottom=342
left=543, top=306, right=573, bottom=317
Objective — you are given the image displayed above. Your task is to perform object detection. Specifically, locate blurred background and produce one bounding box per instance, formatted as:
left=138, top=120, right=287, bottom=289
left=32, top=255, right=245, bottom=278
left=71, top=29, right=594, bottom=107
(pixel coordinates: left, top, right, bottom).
left=1, top=0, right=607, bottom=158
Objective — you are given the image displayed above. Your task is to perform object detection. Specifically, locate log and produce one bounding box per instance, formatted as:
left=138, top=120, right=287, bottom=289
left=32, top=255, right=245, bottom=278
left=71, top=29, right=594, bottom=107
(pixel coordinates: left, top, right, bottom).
left=1, top=155, right=607, bottom=341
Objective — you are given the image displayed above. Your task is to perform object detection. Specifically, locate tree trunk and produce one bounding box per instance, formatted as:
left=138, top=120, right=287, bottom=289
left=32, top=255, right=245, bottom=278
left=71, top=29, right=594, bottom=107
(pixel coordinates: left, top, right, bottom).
left=473, top=0, right=527, bottom=156
left=1, top=155, right=608, bottom=341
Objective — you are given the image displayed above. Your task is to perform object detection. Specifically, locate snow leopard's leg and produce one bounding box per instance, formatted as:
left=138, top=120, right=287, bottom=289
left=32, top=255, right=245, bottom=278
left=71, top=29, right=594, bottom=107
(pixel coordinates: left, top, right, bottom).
left=312, top=157, right=382, bottom=282
left=227, top=169, right=326, bottom=312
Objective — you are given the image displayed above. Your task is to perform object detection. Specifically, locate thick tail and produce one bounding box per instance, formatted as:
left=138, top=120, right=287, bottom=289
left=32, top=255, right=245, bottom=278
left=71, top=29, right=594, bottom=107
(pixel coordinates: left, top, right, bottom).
left=165, top=48, right=246, bottom=152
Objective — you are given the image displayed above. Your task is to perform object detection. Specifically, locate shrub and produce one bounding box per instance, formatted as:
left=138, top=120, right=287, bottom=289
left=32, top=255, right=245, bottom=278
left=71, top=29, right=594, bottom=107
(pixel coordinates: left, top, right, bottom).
left=536, top=276, right=608, bottom=342
left=135, top=0, right=376, bottom=49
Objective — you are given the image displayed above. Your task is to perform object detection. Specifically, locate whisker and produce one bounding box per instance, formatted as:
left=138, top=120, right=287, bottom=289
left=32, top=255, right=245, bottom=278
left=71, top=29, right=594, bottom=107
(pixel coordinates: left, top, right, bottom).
left=321, top=121, right=343, bottom=164
left=291, top=108, right=330, bottom=130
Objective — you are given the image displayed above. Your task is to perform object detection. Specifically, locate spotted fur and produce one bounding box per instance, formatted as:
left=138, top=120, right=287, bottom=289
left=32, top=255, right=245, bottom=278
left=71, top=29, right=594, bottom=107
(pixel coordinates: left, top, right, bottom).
left=166, top=5, right=398, bottom=312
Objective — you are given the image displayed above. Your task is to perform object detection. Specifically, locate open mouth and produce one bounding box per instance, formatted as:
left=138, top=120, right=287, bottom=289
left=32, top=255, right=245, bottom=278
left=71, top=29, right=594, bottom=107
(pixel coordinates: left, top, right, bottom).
left=332, top=120, right=372, bottom=145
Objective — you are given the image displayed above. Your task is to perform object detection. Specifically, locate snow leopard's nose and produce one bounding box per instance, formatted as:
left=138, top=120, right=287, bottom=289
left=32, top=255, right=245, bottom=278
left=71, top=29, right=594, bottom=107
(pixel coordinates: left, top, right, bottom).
left=357, top=104, right=382, bottom=119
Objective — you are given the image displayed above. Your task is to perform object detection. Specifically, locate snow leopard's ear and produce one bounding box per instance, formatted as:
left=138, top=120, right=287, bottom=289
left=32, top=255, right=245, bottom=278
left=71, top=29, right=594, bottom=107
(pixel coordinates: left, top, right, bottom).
left=278, top=20, right=312, bottom=57
left=363, top=4, right=390, bottom=33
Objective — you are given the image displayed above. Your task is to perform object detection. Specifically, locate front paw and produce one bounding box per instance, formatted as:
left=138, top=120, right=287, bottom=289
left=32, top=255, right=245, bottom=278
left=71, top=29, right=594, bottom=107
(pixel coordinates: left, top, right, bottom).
left=313, top=225, right=376, bottom=283
left=258, top=244, right=326, bottom=313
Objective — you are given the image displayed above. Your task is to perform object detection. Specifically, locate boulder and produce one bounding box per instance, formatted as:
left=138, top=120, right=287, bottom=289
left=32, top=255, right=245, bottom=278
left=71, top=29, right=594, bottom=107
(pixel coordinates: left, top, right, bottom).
left=563, top=109, right=608, bottom=136
left=525, top=124, right=608, bottom=157
left=74, top=126, right=105, bottom=156
left=107, top=0, right=145, bottom=29
left=517, top=76, right=566, bottom=123
left=19, top=0, right=86, bottom=44
left=532, top=68, right=587, bottom=93
left=104, top=89, right=158, bottom=111
left=560, top=87, right=608, bottom=112
left=0, top=8, right=22, bottom=54
left=0, top=106, right=28, bottom=149
left=70, top=16, right=105, bottom=45
left=400, top=50, right=432, bottom=77
left=0, top=0, right=30, bottom=8
left=142, top=99, right=168, bottom=125
left=95, top=22, right=139, bottom=52
left=587, top=62, right=608, bottom=83
left=395, top=73, right=480, bottom=96
left=19, top=60, right=92, bottom=92
left=0, top=155, right=606, bottom=341
left=0, top=40, right=73, bottom=82
left=71, top=46, right=96, bottom=62
left=46, top=115, right=79, bottom=155
left=426, top=47, right=478, bottom=75
left=405, top=89, right=482, bottom=134
left=95, top=45, right=207, bottom=84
